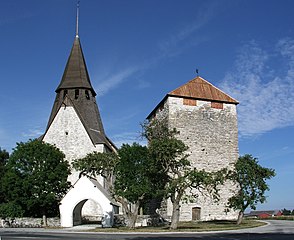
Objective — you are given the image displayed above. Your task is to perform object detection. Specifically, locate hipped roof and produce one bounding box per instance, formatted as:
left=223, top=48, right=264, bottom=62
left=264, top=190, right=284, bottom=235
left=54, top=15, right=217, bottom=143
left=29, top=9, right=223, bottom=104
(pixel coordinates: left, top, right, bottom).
left=147, top=76, right=238, bottom=119
left=169, top=76, right=238, bottom=104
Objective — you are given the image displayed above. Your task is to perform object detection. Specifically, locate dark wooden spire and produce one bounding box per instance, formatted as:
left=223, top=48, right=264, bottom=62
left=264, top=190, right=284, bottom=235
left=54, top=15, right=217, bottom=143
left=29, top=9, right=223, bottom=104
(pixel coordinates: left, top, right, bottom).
left=44, top=36, right=115, bottom=150
left=56, top=37, right=96, bottom=96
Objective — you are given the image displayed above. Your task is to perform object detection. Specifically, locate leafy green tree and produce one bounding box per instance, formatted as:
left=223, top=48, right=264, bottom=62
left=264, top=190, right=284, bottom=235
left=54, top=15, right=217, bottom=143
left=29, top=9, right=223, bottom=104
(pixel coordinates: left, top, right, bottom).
left=1, top=140, right=71, bottom=225
left=115, top=143, right=153, bottom=228
left=73, top=143, right=153, bottom=229
left=227, top=154, right=275, bottom=225
left=144, top=119, right=227, bottom=229
left=73, top=151, right=118, bottom=188
left=282, top=208, right=291, bottom=216
left=0, top=201, right=24, bottom=218
left=0, top=148, right=9, bottom=203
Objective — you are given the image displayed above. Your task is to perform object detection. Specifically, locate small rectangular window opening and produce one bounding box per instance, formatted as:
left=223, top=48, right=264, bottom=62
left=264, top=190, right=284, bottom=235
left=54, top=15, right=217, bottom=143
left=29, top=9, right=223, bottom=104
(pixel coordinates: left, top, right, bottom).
left=211, top=102, right=223, bottom=109
left=183, top=98, right=197, bottom=106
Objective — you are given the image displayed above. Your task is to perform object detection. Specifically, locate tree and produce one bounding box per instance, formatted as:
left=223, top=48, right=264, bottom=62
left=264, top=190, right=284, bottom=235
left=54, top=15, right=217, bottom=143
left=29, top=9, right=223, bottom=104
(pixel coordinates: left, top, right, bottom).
left=1, top=140, right=71, bottom=225
left=144, top=119, right=227, bottom=229
left=114, top=143, right=153, bottom=228
left=282, top=208, right=291, bottom=216
left=73, top=143, right=153, bottom=229
left=72, top=151, right=118, bottom=189
left=227, top=154, right=275, bottom=225
left=0, top=148, right=9, bottom=203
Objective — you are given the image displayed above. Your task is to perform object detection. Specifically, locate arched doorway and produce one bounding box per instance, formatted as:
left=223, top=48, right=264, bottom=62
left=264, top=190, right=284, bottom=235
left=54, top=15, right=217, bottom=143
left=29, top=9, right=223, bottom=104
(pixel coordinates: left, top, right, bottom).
left=59, top=176, right=118, bottom=227
left=73, top=199, right=87, bottom=226
left=72, top=199, right=103, bottom=226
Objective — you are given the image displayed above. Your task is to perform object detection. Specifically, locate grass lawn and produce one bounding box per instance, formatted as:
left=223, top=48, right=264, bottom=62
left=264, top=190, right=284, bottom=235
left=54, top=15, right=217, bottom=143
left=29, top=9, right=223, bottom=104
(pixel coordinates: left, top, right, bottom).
left=91, top=219, right=266, bottom=232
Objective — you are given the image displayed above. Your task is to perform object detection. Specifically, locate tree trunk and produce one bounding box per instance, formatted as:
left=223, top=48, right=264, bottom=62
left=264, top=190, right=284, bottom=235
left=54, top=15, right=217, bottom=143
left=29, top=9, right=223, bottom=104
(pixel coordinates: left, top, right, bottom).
left=116, top=197, right=140, bottom=229
left=42, top=214, right=47, bottom=227
left=126, top=203, right=140, bottom=229
left=170, top=200, right=180, bottom=230
left=236, top=211, right=244, bottom=225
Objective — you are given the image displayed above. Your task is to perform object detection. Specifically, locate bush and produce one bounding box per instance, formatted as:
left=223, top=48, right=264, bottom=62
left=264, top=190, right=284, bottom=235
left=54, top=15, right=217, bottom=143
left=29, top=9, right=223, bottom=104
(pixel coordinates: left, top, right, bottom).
left=0, top=202, right=24, bottom=218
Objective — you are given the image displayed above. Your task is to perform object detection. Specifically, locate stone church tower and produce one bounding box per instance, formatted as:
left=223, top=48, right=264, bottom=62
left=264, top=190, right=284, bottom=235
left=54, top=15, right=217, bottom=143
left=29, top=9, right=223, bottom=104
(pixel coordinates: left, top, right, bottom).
left=41, top=32, right=117, bottom=224
left=147, top=76, right=239, bottom=221
left=42, top=35, right=116, bottom=185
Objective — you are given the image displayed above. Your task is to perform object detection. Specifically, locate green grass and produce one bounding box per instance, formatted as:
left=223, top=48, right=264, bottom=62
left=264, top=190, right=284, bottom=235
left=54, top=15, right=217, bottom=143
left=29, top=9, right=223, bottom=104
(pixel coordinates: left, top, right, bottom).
left=91, top=219, right=266, bottom=232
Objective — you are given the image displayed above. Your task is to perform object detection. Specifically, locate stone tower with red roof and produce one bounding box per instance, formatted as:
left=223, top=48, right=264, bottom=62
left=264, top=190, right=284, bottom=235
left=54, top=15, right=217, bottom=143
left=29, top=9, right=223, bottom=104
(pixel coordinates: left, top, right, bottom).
left=147, top=76, right=239, bottom=221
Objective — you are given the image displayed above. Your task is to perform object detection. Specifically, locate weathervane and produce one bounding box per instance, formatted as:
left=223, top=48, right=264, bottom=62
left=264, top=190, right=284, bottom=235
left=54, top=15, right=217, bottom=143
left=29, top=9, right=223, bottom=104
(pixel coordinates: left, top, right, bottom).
left=76, top=1, right=80, bottom=37
left=196, top=68, right=199, bottom=77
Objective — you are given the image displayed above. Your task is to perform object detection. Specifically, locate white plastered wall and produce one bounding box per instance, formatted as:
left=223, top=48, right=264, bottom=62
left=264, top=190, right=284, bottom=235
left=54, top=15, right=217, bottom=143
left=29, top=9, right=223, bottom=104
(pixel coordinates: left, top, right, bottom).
left=43, top=105, right=105, bottom=184
left=59, top=176, right=114, bottom=227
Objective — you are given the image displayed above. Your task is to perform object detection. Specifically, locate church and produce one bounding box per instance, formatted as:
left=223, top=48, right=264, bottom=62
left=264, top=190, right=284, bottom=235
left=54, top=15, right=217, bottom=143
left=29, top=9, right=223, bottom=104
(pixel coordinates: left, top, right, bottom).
left=41, top=25, right=118, bottom=227
left=41, top=8, right=239, bottom=227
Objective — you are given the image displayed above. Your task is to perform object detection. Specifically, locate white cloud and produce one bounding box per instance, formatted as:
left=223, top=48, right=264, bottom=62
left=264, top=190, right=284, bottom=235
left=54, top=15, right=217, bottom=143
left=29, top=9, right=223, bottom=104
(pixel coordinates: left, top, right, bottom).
left=220, top=39, right=294, bottom=137
left=158, top=3, right=216, bottom=58
left=22, top=128, right=43, bottom=138
left=110, top=132, right=146, bottom=148
left=94, top=3, right=219, bottom=97
left=95, top=67, right=139, bottom=96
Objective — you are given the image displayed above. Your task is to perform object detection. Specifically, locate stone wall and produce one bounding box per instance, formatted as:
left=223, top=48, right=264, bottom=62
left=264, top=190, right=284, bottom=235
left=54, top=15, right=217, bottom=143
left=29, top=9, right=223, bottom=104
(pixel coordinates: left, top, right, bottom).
left=1, top=217, right=60, bottom=228
left=43, top=106, right=108, bottom=220
left=152, top=96, right=239, bottom=221
left=43, top=106, right=105, bottom=185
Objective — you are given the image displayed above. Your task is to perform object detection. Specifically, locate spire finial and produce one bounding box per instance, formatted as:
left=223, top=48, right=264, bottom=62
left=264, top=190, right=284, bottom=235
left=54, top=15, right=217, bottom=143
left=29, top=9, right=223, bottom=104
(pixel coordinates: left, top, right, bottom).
left=76, top=1, right=80, bottom=38
left=196, top=68, right=199, bottom=77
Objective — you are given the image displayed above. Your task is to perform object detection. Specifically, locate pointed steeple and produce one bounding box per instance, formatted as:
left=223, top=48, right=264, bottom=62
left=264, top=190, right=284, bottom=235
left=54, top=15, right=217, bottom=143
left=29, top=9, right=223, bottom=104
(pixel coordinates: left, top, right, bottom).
left=43, top=12, right=115, bottom=150
left=56, top=37, right=96, bottom=96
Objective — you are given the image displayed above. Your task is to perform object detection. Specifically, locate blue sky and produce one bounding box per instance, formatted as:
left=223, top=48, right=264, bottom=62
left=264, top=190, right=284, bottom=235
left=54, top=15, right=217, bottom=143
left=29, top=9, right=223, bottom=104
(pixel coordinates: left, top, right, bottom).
left=1, top=0, right=293, bottom=211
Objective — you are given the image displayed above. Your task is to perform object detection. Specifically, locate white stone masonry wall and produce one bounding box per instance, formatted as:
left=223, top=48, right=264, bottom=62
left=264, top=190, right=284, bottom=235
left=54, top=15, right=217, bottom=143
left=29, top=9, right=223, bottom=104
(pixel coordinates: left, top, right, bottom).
left=43, top=106, right=105, bottom=185
left=153, top=96, right=239, bottom=221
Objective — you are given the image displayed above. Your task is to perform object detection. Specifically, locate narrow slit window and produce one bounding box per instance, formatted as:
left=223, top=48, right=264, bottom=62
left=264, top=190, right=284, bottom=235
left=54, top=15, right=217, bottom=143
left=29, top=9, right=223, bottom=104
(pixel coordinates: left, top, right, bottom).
left=85, top=90, right=90, bottom=100
left=75, top=89, right=79, bottom=99
left=63, top=90, right=68, bottom=98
